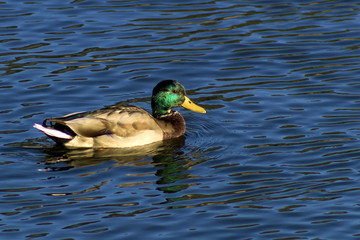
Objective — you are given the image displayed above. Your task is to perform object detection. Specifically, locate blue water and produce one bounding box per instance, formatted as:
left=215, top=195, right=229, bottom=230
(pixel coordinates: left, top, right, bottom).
left=1, top=0, right=360, bottom=239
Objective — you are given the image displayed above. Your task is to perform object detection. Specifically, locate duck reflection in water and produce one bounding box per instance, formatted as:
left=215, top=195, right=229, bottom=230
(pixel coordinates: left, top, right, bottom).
left=42, top=136, right=186, bottom=169
left=40, top=136, right=205, bottom=194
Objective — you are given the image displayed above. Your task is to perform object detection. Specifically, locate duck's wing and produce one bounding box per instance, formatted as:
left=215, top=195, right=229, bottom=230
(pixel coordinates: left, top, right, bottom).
left=45, top=105, right=162, bottom=139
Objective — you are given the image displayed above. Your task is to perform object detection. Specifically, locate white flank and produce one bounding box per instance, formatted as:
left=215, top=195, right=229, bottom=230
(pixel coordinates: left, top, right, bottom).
left=33, top=123, right=72, bottom=139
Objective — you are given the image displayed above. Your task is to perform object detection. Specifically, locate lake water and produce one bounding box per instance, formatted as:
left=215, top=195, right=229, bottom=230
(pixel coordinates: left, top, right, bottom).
left=1, top=0, right=360, bottom=239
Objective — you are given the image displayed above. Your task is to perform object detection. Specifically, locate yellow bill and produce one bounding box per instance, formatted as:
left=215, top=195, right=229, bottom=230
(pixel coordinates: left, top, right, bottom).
left=181, top=96, right=206, bottom=113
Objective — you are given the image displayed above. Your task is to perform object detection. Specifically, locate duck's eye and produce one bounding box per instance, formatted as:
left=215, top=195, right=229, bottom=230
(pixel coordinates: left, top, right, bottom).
left=172, top=89, right=178, bottom=94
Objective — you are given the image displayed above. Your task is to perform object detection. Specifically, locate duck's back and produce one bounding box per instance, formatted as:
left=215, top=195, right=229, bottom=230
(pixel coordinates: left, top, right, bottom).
left=43, top=105, right=164, bottom=148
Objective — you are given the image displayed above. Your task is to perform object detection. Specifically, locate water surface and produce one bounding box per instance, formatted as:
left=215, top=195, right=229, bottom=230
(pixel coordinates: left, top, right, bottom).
left=1, top=0, right=360, bottom=239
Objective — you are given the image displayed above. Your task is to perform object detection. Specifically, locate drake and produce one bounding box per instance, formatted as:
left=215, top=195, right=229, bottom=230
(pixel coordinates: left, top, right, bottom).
left=33, top=80, right=206, bottom=148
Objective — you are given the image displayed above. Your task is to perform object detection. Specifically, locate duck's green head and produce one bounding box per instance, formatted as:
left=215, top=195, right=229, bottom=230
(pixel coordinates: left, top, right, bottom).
left=151, top=80, right=206, bottom=117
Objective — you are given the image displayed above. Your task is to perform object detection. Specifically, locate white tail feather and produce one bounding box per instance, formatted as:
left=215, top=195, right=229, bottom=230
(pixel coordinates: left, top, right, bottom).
left=33, top=123, right=72, bottom=139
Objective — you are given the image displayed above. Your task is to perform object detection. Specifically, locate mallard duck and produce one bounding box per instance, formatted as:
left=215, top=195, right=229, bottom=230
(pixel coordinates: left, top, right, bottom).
left=33, top=80, right=206, bottom=148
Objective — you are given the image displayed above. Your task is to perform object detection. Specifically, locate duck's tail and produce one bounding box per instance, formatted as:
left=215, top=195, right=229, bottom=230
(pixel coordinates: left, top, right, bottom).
left=33, top=123, right=72, bottom=139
